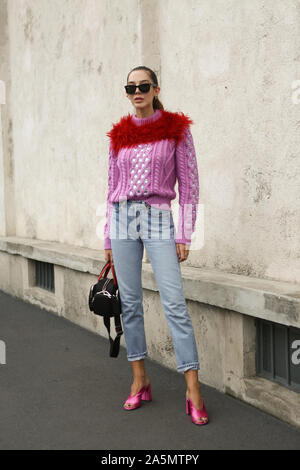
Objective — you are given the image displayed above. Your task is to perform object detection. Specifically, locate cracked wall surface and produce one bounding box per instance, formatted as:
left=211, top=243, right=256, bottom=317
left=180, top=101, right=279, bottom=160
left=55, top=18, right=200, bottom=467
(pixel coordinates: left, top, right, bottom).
left=0, top=0, right=300, bottom=284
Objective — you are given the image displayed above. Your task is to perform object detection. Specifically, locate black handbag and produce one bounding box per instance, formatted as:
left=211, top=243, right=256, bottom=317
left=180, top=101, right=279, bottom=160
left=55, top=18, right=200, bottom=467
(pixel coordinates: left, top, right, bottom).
left=88, top=260, right=123, bottom=357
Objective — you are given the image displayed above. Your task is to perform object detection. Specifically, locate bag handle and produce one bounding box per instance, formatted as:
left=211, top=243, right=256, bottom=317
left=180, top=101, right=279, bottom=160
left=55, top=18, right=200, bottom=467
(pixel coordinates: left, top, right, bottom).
left=98, top=260, right=110, bottom=280
left=98, top=260, right=118, bottom=286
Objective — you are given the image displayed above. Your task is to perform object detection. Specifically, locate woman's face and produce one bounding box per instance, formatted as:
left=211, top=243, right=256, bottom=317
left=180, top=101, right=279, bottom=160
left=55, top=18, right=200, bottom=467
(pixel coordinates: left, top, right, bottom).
left=126, top=70, right=160, bottom=112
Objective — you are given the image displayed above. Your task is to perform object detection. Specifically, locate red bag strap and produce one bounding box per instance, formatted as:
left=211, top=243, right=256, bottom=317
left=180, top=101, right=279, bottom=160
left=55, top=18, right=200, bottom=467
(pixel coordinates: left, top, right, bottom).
left=98, top=261, right=110, bottom=280
left=98, top=261, right=118, bottom=286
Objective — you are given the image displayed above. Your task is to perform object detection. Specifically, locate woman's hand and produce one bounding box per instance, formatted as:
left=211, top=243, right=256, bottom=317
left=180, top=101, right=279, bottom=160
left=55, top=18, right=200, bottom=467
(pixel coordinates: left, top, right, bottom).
left=176, top=243, right=189, bottom=262
left=104, top=249, right=114, bottom=265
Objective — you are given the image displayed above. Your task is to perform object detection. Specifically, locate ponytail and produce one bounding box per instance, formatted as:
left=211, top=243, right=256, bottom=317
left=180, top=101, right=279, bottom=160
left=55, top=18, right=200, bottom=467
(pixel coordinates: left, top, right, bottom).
left=153, top=95, right=164, bottom=110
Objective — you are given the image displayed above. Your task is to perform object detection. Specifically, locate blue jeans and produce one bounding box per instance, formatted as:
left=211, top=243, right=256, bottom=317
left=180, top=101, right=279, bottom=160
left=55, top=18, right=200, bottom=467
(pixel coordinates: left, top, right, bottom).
left=109, top=199, right=200, bottom=374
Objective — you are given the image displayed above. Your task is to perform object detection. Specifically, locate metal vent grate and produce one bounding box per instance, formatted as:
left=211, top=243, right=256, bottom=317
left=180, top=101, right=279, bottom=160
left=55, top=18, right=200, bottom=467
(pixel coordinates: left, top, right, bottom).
left=256, top=318, right=300, bottom=393
left=35, top=260, right=55, bottom=292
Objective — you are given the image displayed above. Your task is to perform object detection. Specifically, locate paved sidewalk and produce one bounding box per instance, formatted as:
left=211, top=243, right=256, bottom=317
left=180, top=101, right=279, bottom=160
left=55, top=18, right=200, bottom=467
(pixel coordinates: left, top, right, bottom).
left=0, top=289, right=299, bottom=450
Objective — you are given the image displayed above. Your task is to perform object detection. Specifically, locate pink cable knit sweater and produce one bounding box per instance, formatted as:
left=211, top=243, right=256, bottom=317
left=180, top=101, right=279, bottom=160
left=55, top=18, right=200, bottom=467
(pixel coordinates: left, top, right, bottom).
left=104, top=109, right=199, bottom=249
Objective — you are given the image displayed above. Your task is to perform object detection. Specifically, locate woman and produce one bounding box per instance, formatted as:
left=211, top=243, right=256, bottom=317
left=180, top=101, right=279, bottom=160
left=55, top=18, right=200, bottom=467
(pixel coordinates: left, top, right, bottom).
left=104, top=66, right=208, bottom=426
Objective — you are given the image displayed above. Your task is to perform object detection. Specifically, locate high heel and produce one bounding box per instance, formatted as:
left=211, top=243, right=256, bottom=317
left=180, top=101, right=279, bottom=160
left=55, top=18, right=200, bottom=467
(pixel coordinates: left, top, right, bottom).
left=123, top=383, right=152, bottom=410
left=186, top=394, right=209, bottom=426
left=141, top=383, right=152, bottom=401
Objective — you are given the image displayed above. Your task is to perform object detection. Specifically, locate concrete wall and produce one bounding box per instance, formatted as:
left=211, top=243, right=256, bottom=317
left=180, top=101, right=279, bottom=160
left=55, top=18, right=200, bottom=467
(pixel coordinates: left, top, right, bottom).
left=157, top=0, right=300, bottom=284
left=0, top=0, right=13, bottom=237
left=1, top=0, right=300, bottom=279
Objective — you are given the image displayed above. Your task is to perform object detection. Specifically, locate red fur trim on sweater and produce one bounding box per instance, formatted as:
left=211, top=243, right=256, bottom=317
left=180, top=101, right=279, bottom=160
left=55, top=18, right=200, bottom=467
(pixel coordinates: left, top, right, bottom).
left=106, top=109, right=193, bottom=154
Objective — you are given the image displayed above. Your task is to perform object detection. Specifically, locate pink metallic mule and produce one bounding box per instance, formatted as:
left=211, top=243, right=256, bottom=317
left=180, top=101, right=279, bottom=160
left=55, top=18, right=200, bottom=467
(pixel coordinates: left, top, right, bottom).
left=123, top=383, right=152, bottom=410
left=186, top=393, right=209, bottom=425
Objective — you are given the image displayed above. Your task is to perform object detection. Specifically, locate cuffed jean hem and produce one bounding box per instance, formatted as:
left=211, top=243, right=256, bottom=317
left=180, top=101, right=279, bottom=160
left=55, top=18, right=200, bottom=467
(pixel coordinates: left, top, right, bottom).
left=177, top=362, right=200, bottom=373
left=127, top=351, right=148, bottom=361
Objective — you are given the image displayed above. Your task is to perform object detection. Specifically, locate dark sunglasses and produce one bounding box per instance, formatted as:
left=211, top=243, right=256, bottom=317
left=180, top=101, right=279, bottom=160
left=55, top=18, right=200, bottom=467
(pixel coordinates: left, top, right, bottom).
left=124, top=83, right=157, bottom=95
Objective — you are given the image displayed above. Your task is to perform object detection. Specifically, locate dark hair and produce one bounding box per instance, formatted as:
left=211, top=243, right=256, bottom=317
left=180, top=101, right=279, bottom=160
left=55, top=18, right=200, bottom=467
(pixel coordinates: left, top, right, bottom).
left=127, top=66, right=164, bottom=110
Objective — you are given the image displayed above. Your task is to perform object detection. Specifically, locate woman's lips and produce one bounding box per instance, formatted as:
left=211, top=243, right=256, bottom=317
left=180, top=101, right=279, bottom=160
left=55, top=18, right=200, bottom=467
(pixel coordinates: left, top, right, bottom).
left=134, top=98, right=143, bottom=101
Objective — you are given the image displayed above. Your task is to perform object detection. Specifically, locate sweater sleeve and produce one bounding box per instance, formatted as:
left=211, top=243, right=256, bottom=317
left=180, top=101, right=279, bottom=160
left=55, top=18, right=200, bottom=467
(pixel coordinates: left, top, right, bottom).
left=103, top=144, right=119, bottom=250
left=174, top=127, right=199, bottom=246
